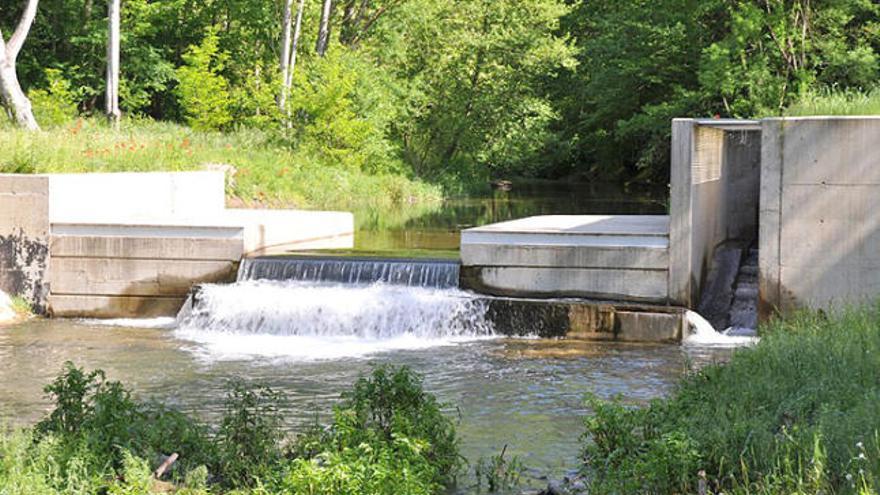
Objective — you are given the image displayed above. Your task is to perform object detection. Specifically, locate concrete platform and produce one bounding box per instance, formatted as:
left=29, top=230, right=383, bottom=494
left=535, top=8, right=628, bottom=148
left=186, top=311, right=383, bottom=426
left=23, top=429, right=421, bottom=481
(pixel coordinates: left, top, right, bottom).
left=0, top=172, right=356, bottom=317
left=461, top=215, right=671, bottom=303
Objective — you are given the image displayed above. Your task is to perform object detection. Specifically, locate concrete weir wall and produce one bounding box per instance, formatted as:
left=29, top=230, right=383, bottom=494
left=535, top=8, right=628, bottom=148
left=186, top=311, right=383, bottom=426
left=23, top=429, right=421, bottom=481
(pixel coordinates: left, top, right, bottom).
left=669, top=119, right=761, bottom=308
left=0, top=171, right=355, bottom=318
left=760, top=117, right=880, bottom=315
left=0, top=175, right=50, bottom=312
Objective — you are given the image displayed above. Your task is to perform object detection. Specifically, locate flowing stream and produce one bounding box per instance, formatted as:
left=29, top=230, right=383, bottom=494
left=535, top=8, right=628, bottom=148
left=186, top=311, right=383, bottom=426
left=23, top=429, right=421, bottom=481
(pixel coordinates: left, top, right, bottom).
left=0, top=181, right=742, bottom=491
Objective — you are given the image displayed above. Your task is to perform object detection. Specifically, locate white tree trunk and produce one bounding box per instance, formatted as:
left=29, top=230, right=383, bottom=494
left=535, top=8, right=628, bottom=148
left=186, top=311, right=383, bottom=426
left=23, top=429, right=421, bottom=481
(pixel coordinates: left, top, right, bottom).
left=0, top=0, right=40, bottom=131
left=316, top=0, right=332, bottom=57
left=106, top=0, right=121, bottom=125
left=279, top=0, right=294, bottom=111
left=280, top=0, right=306, bottom=114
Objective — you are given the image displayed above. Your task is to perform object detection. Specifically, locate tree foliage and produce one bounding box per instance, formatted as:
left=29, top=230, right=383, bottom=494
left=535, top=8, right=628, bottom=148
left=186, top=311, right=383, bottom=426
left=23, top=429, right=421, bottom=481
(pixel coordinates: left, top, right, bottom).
left=2, top=0, right=877, bottom=183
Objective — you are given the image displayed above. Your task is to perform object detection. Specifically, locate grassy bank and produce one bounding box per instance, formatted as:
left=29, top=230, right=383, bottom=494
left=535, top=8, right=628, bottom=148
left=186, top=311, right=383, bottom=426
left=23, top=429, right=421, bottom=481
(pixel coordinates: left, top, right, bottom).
left=0, top=118, right=442, bottom=213
left=583, top=305, right=880, bottom=494
left=786, top=88, right=880, bottom=117
left=0, top=364, right=462, bottom=494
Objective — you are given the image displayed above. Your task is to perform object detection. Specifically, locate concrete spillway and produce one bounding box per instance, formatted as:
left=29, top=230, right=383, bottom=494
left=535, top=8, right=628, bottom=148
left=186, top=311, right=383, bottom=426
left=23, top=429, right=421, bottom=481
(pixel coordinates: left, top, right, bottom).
left=238, top=256, right=460, bottom=288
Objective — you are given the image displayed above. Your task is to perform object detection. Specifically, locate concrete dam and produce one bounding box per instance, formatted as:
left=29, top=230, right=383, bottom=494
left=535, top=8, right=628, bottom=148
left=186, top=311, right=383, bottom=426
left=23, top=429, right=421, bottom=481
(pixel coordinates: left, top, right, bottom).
left=2, top=116, right=879, bottom=342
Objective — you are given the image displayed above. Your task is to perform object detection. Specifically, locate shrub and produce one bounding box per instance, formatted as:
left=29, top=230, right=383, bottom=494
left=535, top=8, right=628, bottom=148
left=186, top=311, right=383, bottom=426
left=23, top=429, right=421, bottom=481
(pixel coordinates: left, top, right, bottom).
left=28, top=68, right=78, bottom=127
left=336, top=364, right=462, bottom=484
left=175, top=28, right=232, bottom=131
left=35, top=362, right=214, bottom=479
left=282, top=365, right=459, bottom=495
left=217, top=379, right=284, bottom=488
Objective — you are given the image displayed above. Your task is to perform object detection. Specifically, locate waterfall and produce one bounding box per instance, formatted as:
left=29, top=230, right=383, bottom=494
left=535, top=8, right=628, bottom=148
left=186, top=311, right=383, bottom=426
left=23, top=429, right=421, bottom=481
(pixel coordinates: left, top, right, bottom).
left=683, top=310, right=758, bottom=346
left=238, top=256, right=460, bottom=288
left=175, top=280, right=494, bottom=361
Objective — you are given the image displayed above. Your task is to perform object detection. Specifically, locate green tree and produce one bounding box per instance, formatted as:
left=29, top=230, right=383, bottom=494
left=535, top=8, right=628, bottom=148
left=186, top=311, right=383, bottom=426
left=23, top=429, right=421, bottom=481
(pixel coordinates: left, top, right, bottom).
left=175, top=28, right=232, bottom=131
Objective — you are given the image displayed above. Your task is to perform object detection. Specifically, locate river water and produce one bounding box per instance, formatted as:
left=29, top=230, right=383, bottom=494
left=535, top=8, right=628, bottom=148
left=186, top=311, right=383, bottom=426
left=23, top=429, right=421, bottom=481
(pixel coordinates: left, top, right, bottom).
left=0, top=317, right=729, bottom=490
left=0, top=181, right=734, bottom=491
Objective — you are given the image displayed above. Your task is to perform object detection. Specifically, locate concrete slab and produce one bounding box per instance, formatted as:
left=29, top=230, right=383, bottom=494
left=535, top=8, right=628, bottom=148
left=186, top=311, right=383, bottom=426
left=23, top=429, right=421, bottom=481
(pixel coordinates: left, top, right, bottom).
left=461, top=243, right=668, bottom=269
left=465, top=215, right=669, bottom=236
left=48, top=294, right=185, bottom=318
left=461, top=214, right=671, bottom=302
left=47, top=171, right=226, bottom=223
left=50, top=233, right=243, bottom=262
left=462, top=266, right=668, bottom=302
left=50, top=258, right=237, bottom=297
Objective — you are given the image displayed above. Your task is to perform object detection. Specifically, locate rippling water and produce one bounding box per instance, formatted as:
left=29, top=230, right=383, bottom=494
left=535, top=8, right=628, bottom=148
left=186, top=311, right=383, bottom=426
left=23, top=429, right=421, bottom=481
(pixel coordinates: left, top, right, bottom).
left=0, top=318, right=732, bottom=489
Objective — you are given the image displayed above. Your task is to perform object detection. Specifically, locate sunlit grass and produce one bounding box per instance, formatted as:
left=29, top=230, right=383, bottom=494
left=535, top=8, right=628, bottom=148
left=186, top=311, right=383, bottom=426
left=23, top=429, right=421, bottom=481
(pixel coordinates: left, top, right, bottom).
left=0, top=117, right=442, bottom=214
left=786, top=87, right=880, bottom=116
left=583, top=304, right=880, bottom=494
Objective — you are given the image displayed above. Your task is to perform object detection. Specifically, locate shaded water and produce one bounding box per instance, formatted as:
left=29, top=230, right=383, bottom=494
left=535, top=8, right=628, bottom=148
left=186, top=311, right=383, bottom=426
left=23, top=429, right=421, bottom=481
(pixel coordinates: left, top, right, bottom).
left=0, top=318, right=730, bottom=489
left=350, top=181, right=668, bottom=258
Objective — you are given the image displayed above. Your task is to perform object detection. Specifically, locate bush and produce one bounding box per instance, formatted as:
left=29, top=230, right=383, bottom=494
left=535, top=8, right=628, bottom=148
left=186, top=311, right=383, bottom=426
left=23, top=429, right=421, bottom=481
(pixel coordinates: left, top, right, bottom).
left=35, top=362, right=214, bottom=479
left=175, top=28, right=232, bottom=131
left=582, top=305, right=880, bottom=494
left=5, top=363, right=460, bottom=494
left=217, top=380, right=284, bottom=487
left=28, top=68, right=78, bottom=127
left=282, top=365, right=460, bottom=494
left=336, top=364, right=462, bottom=484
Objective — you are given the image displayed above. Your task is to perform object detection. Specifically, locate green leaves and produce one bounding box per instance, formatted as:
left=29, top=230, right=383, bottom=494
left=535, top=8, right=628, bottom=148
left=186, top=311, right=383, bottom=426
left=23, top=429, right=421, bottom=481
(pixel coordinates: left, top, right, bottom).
left=175, top=28, right=232, bottom=131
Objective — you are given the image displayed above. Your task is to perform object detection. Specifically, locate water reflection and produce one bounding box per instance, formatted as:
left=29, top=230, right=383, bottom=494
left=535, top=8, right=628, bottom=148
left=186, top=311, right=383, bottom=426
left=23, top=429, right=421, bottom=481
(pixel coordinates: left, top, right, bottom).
left=345, top=181, right=668, bottom=258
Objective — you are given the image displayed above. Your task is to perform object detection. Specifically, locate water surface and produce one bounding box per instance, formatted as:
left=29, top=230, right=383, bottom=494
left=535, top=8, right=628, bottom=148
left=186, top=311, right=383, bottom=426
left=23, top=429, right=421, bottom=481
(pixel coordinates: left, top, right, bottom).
left=0, top=318, right=727, bottom=489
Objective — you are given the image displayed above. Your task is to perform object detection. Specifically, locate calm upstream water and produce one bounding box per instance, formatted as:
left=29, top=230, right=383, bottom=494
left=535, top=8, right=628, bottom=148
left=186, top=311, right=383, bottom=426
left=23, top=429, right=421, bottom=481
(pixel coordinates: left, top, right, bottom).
left=350, top=180, right=668, bottom=258
left=0, top=180, right=722, bottom=491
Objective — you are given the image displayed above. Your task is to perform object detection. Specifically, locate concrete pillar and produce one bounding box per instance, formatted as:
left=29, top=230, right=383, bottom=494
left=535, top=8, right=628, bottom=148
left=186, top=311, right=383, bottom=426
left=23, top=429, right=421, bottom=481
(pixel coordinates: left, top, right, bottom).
left=668, top=119, right=695, bottom=306
left=758, top=119, right=783, bottom=319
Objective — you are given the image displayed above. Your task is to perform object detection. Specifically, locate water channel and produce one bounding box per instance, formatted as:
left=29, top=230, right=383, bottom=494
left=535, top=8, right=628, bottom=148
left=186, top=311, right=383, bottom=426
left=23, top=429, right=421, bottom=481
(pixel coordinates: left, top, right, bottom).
left=0, top=181, right=734, bottom=491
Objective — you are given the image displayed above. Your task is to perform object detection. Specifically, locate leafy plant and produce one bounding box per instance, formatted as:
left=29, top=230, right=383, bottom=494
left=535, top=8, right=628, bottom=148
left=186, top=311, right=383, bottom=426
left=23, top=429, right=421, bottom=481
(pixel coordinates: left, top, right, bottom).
left=175, top=28, right=232, bottom=131
left=27, top=68, right=79, bottom=127
left=474, top=445, right=524, bottom=493
left=217, top=379, right=284, bottom=487
left=337, top=364, right=462, bottom=484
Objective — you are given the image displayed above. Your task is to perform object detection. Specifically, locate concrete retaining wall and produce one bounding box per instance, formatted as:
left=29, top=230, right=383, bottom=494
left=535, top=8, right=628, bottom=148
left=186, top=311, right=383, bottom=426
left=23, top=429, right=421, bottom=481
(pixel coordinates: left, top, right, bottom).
left=669, top=119, right=761, bottom=307
left=0, top=175, right=50, bottom=313
left=48, top=171, right=225, bottom=222
left=48, top=223, right=243, bottom=317
left=760, top=117, right=880, bottom=315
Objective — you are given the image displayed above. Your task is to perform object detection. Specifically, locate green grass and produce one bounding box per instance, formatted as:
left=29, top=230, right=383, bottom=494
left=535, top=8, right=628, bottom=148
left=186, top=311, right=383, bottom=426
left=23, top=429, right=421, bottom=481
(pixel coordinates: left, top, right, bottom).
left=786, top=87, right=880, bottom=116
left=0, top=117, right=442, bottom=213
left=582, top=304, right=880, bottom=494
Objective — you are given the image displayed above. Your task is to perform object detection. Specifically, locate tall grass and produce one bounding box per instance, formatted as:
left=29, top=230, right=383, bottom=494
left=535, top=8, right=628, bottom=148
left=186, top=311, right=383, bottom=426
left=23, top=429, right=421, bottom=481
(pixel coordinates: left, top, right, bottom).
left=583, top=304, right=880, bottom=494
left=0, top=117, right=442, bottom=213
left=786, top=87, right=880, bottom=116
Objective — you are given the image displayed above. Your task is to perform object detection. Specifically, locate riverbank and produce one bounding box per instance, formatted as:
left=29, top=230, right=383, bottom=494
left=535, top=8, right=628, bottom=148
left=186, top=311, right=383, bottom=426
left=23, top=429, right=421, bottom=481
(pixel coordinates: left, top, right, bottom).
left=0, top=118, right=442, bottom=213
left=0, top=364, right=461, bottom=494
left=580, top=304, right=880, bottom=494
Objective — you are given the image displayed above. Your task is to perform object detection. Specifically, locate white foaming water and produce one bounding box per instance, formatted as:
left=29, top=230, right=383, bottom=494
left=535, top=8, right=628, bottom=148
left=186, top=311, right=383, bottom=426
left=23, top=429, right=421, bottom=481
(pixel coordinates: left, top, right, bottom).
left=175, top=280, right=496, bottom=361
left=683, top=310, right=759, bottom=347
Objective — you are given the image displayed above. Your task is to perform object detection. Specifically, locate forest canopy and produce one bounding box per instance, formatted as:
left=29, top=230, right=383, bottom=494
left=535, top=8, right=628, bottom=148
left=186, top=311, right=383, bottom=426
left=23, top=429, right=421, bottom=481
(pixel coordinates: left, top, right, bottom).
left=1, top=0, right=878, bottom=185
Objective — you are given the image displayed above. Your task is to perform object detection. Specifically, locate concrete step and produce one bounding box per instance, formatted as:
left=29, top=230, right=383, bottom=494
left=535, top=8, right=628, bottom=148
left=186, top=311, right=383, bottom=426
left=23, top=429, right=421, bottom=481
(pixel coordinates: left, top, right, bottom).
left=461, top=215, right=671, bottom=303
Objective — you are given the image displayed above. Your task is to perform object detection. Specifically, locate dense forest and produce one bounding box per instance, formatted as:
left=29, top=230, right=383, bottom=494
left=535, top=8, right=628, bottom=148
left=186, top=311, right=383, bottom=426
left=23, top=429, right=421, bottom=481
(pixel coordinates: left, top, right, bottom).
left=1, top=0, right=878, bottom=186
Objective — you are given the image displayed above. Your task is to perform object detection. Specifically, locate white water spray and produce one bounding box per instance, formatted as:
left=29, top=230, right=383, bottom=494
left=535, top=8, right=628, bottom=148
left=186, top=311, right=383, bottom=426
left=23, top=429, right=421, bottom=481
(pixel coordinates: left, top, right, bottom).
left=175, top=280, right=496, bottom=361
left=683, top=310, right=758, bottom=346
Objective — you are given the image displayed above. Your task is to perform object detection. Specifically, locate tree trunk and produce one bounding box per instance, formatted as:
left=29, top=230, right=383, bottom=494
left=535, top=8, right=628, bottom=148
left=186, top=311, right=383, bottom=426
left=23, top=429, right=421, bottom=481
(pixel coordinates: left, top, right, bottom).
left=316, top=0, right=332, bottom=56
left=279, top=0, right=306, bottom=112
left=278, top=0, right=293, bottom=110
left=0, top=0, right=40, bottom=130
left=106, top=0, right=121, bottom=125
